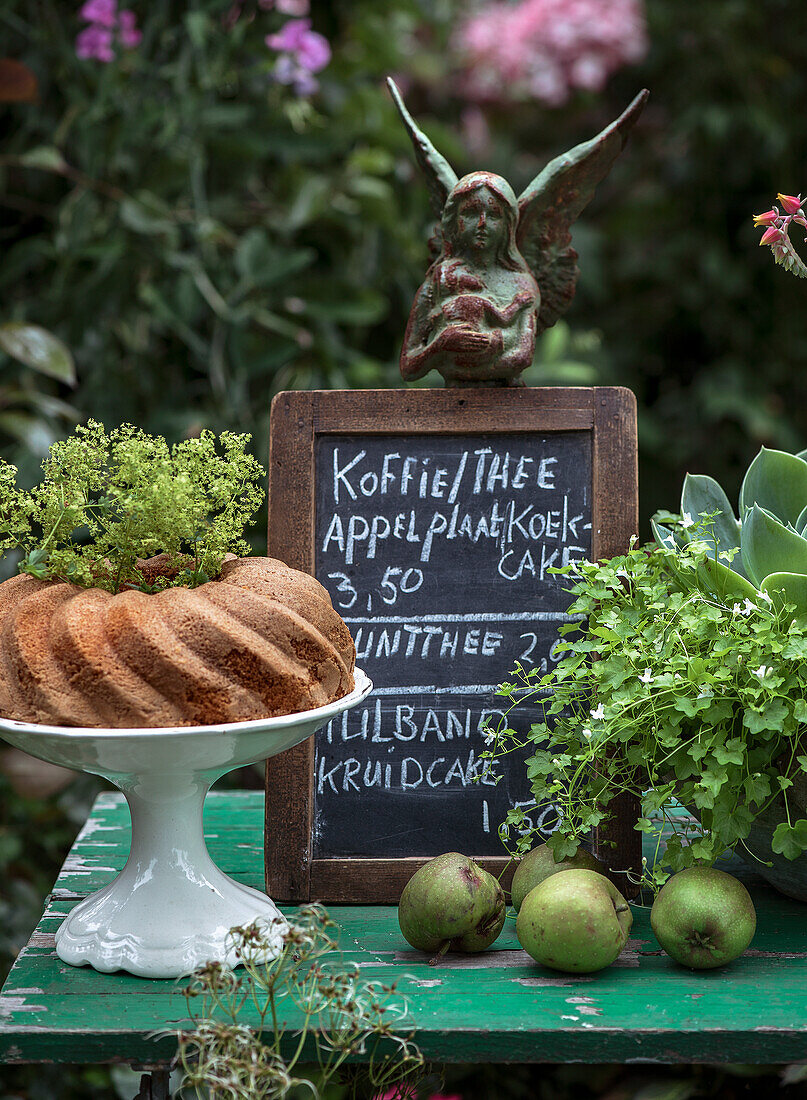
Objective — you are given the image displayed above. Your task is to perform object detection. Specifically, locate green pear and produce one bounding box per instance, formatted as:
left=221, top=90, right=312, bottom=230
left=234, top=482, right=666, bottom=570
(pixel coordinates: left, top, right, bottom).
left=516, top=868, right=633, bottom=973
left=510, top=842, right=604, bottom=912
left=398, top=852, right=505, bottom=962
left=650, top=867, right=756, bottom=969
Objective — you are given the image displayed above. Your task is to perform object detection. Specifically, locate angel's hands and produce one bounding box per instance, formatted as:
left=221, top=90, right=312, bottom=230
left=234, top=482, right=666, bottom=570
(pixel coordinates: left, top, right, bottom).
left=440, top=323, right=503, bottom=355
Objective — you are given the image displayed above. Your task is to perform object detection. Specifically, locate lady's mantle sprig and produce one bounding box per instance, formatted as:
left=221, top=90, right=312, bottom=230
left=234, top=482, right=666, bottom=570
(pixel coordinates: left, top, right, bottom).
left=0, top=420, right=265, bottom=594
left=754, top=193, right=807, bottom=278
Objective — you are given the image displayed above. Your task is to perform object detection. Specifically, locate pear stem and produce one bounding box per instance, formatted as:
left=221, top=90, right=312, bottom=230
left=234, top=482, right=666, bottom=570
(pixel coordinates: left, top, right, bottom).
left=428, top=940, right=451, bottom=967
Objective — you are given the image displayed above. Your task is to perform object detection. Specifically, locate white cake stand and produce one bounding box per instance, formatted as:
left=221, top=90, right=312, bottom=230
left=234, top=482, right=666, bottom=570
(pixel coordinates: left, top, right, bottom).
left=0, top=669, right=371, bottom=979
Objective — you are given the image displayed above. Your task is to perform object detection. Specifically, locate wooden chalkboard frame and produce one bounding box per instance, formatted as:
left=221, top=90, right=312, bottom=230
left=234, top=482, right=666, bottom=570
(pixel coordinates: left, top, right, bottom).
left=265, top=387, right=638, bottom=903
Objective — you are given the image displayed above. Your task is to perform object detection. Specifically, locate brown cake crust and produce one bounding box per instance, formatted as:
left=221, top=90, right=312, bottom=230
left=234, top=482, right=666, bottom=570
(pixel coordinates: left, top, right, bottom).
left=0, top=557, right=355, bottom=728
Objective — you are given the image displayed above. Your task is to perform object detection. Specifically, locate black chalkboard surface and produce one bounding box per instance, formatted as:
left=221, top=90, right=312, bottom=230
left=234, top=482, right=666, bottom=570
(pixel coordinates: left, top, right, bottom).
left=313, top=431, right=591, bottom=858
left=265, top=388, right=637, bottom=903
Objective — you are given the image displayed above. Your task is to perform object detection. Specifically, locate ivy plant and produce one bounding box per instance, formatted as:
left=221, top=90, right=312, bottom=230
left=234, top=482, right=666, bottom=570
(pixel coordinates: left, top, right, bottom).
left=484, top=535, right=807, bottom=887
left=0, top=420, right=265, bottom=594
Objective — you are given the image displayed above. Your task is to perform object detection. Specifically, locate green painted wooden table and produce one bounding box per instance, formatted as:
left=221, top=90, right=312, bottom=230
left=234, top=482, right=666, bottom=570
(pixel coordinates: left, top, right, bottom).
left=2, top=790, right=807, bottom=1073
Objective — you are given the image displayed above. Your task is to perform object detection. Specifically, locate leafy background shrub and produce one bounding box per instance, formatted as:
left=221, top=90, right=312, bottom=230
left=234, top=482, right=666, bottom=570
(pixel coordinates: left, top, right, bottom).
left=2, top=0, right=807, bottom=1095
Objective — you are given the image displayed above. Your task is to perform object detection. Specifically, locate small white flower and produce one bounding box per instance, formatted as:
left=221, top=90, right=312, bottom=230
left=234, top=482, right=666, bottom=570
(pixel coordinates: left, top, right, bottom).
left=591, top=704, right=605, bottom=720
left=742, top=598, right=756, bottom=615
left=483, top=731, right=496, bottom=746
left=629, top=534, right=638, bottom=546
left=753, top=664, right=773, bottom=680
left=582, top=728, right=593, bottom=740
left=697, top=686, right=714, bottom=700
left=615, top=568, right=629, bottom=579
left=681, top=512, right=695, bottom=529
left=759, top=590, right=773, bottom=604
left=638, top=668, right=654, bottom=684
left=732, top=602, right=742, bottom=614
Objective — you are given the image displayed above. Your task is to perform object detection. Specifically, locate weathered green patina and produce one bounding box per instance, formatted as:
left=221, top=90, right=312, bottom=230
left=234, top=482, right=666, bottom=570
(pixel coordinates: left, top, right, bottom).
left=1, top=791, right=806, bottom=1069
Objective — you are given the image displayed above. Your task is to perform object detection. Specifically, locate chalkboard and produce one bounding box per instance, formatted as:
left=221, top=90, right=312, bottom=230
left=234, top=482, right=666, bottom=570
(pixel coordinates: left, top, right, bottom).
left=265, top=388, right=637, bottom=903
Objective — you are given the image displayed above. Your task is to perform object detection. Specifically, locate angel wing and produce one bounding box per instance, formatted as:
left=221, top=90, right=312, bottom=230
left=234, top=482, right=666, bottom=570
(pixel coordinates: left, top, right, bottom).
left=387, top=77, right=458, bottom=218
left=516, top=89, right=649, bottom=335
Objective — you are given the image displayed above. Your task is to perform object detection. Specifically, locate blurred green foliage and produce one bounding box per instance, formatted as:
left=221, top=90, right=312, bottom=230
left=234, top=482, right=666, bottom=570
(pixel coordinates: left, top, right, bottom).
left=2, top=0, right=807, bottom=1094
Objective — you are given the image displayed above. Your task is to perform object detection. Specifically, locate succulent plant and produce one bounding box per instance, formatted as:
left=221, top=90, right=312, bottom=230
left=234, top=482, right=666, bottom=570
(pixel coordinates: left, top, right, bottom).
left=653, top=446, right=807, bottom=616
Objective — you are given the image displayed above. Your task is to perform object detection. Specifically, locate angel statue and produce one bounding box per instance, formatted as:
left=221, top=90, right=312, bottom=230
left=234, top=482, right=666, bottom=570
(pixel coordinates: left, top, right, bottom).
left=388, top=78, right=648, bottom=387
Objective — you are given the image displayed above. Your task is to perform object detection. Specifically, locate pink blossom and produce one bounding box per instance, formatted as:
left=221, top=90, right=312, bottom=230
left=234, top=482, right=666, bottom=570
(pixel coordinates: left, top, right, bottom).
left=296, top=29, right=330, bottom=72
left=79, top=0, right=117, bottom=27
left=778, top=193, right=803, bottom=214
left=453, top=0, right=647, bottom=107
left=117, top=10, right=142, bottom=49
left=76, top=23, right=115, bottom=62
left=753, top=209, right=778, bottom=227
left=266, top=18, right=311, bottom=52
left=75, top=1, right=141, bottom=62
left=759, top=225, right=784, bottom=247
left=265, top=16, right=331, bottom=95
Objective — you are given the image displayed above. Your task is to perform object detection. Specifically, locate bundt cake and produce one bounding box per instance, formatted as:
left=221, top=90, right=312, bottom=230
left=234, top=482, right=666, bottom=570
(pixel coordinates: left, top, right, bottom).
left=0, top=556, right=355, bottom=728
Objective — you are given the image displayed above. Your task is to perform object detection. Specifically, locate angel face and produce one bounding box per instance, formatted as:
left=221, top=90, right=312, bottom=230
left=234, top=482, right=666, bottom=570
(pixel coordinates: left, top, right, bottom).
left=441, top=172, right=524, bottom=272
left=453, top=187, right=506, bottom=258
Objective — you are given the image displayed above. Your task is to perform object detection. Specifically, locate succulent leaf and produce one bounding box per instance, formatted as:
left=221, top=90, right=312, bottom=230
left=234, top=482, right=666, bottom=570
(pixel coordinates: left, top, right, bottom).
left=650, top=519, right=677, bottom=551
left=741, top=504, right=807, bottom=587
left=739, top=447, right=807, bottom=526
left=760, top=572, right=807, bottom=617
left=796, top=449, right=807, bottom=465
left=797, top=503, right=807, bottom=537
left=680, top=472, right=747, bottom=578
left=695, top=553, right=758, bottom=603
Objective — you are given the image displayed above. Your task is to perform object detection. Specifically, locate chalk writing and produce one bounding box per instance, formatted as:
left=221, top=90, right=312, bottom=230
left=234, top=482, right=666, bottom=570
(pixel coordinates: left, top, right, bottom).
left=314, top=432, right=591, bottom=858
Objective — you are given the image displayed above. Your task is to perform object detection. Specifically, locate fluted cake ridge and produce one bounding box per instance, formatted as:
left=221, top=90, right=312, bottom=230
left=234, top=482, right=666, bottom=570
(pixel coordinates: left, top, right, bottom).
left=0, top=556, right=355, bottom=728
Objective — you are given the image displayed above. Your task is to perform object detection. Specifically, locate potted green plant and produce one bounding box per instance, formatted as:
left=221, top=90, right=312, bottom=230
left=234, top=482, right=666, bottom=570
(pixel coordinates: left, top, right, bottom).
left=485, top=444, right=807, bottom=901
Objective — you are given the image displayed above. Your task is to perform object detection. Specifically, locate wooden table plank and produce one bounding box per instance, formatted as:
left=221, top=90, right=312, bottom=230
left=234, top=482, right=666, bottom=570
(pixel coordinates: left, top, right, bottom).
left=2, top=792, right=807, bottom=1067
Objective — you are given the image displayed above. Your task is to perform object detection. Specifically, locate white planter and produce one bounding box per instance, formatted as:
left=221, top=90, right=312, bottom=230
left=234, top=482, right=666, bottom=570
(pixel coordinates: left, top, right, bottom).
left=0, top=669, right=372, bottom=979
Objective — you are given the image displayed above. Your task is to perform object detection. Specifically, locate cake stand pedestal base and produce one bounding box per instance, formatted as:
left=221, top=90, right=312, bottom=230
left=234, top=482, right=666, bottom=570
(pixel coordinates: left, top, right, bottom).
left=55, top=783, right=286, bottom=979
left=0, top=670, right=372, bottom=980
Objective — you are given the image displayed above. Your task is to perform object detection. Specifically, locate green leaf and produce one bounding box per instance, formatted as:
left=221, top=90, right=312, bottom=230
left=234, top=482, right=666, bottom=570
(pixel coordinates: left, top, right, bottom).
left=772, top=819, right=807, bottom=860
left=744, top=703, right=787, bottom=734
left=740, top=446, right=807, bottom=525
left=548, top=833, right=580, bottom=861
left=713, top=738, right=745, bottom=766
left=0, top=323, right=75, bottom=384
left=651, top=518, right=677, bottom=551
left=760, top=572, right=807, bottom=617
left=17, top=145, right=67, bottom=172
left=234, top=230, right=315, bottom=288
left=681, top=472, right=743, bottom=564
left=694, top=551, right=758, bottom=602
left=120, top=195, right=176, bottom=238
left=304, top=290, right=388, bottom=326
left=741, top=504, right=807, bottom=587
left=743, top=772, right=771, bottom=803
